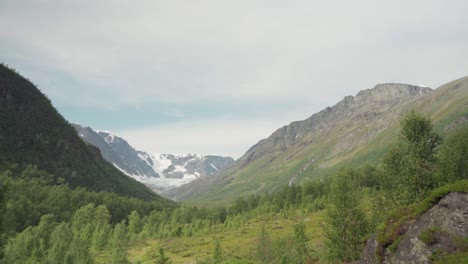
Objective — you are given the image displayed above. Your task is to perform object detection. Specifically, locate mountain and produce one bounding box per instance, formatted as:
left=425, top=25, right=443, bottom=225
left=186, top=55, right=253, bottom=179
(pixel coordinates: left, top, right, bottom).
left=72, top=124, right=236, bottom=194
left=167, top=77, right=468, bottom=204
left=72, top=124, right=159, bottom=178
left=0, top=64, right=164, bottom=201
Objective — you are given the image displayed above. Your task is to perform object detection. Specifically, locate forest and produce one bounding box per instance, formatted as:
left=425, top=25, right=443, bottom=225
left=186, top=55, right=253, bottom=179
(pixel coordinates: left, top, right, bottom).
left=0, top=110, right=467, bottom=263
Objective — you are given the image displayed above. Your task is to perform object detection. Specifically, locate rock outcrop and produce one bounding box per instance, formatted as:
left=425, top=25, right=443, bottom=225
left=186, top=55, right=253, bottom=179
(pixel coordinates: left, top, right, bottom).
left=361, top=192, right=468, bottom=263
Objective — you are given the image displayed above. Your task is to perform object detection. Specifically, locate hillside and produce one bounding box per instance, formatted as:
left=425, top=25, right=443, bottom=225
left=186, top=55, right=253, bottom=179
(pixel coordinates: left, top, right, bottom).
left=73, top=124, right=236, bottom=194
left=0, top=64, right=163, bottom=201
left=168, top=77, right=468, bottom=204
left=72, top=124, right=160, bottom=178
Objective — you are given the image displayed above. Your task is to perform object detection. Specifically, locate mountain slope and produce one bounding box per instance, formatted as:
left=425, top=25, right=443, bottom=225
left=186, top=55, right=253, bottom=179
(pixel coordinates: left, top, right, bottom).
left=0, top=64, right=163, bottom=201
left=72, top=124, right=160, bottom=178
left=73, top=124, right=235, bottom=193
left=168, top=77, right=468, bottom=204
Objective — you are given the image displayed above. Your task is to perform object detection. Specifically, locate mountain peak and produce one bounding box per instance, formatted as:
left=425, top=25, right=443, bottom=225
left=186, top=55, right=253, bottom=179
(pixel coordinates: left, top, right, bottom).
left=73, top=125, right=236, bottom=195
left=355, top=83, right=432, bottom=102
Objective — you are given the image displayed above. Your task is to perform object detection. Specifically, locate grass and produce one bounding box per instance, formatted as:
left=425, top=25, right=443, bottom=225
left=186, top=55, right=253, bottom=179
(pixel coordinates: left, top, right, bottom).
left=420, top=227, right=447, bottom=246
left=102, top=210, right=327, bottom=264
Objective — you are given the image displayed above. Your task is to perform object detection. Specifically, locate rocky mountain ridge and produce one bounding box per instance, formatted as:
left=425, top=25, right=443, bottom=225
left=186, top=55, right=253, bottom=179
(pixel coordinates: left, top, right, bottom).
left=239, top=83, right=432, bottom=165
left=73, top=124, right=235, bottom=194
left=166, top=77, right=467, bottom=203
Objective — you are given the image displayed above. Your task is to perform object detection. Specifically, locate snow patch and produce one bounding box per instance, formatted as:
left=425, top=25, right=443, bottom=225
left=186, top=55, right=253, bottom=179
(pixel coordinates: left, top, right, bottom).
left=210, top=163, right=219, bottom=171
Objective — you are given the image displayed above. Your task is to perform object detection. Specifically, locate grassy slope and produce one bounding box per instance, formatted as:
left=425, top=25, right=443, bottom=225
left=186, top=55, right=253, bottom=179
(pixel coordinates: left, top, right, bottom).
left=183, top=76, right=468, bottom=206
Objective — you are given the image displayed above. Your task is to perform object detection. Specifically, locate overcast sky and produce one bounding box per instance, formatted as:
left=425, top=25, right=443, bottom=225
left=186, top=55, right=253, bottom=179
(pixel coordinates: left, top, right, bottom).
left=1, top=0, right=467, bottom=158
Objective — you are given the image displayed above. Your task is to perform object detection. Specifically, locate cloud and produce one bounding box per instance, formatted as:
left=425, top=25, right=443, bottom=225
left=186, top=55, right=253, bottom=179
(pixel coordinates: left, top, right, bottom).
left=1, top=0, right=467, bottom=156
left=2, top=0, right=467, bottom=108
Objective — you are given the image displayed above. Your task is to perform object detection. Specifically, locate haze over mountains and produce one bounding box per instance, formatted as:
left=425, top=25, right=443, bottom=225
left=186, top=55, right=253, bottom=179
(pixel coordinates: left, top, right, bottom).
left=73, top=124, right=235, bottom=194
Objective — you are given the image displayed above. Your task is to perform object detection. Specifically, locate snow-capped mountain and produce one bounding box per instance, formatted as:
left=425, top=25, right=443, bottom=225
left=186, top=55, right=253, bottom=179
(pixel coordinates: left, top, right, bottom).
left=73, top=124, right=236, bottom=194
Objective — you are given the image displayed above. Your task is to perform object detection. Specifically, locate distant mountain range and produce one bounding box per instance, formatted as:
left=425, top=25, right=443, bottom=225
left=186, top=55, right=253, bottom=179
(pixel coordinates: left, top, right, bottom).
left=167, top=78, right=468, bottom=204
left=73, top=124, right=236, bottom=194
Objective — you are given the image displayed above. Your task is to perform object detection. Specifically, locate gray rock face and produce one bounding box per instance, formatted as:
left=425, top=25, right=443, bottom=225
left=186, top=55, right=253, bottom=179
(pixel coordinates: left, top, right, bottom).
left=361, top=192, right=468, bottom=264
left=239, top=83, right=432, bottom=165
left=73, top=124, right=159, bottom=178
left=160, top=154, right=235, bottom=179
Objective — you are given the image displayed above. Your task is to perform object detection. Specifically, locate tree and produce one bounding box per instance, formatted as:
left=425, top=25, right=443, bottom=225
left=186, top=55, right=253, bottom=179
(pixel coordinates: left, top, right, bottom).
left=325, top=169, right=369, bottom=262
left=396, top=110, right=441, bottom=201
left=128, top=210, right=141, bottom=240
left=91, top=205, right=111, bottom=252
left=110, top=220, right=128, bottom=264
left=47, top=223, right=72, bottom=264
left=436, top=125, right=468, bottom=184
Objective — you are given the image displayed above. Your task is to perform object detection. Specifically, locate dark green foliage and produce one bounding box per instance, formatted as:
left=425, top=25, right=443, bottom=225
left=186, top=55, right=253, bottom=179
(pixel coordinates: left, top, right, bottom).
left=388, top=110, right=441, bottom=202
left=0, top=169, right=173, bottom=232
left=0, top=169, right=177, bottom=262
left=0, top=64, right=162, bottom=201
left=436, top=125, right=468, bottom=184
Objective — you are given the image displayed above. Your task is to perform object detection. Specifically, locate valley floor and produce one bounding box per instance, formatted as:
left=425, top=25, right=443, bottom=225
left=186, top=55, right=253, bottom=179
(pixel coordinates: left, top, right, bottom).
left=97, top=210, right=327, bottom=264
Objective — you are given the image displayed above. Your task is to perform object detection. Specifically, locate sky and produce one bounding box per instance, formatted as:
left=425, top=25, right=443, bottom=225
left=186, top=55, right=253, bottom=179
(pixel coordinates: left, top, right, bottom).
left=1, top=0, right=467, bottom=159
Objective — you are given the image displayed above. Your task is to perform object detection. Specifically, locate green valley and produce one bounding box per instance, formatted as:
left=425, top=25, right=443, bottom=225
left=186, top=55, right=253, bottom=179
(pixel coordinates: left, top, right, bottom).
left=0, top=65, right=467, bottom=263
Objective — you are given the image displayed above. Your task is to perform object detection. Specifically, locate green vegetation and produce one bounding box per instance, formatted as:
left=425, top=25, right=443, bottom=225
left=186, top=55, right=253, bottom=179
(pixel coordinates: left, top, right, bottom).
left=0, top=64, right=160, bottom=201
left=420, top=227, right=446, bottom=245
left=325, top=169, right=370, bottom=261
left=0, top=63, right=466, bottom=263
left=179, top=76, right=468, bottom=206
left=3, top=111, right=465, bottom=263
